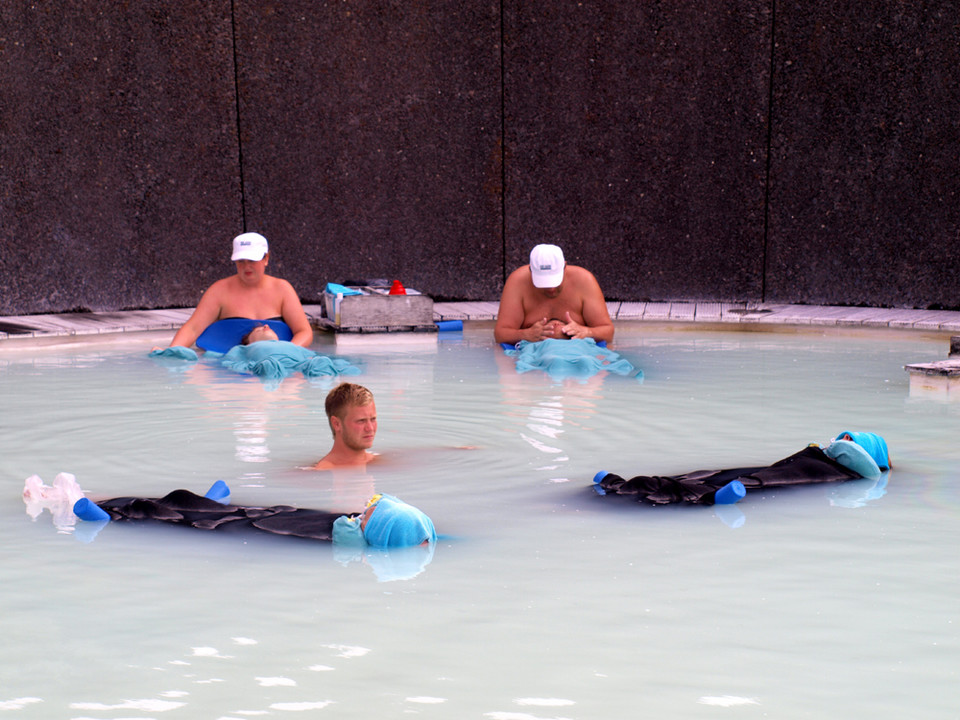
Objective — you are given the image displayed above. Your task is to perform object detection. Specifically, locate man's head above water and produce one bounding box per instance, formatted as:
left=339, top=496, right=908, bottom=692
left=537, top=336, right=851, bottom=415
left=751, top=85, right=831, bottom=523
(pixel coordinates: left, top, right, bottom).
left=325, top=383, right=376, bottom=439
left=313, top=383, right=378, bottom=470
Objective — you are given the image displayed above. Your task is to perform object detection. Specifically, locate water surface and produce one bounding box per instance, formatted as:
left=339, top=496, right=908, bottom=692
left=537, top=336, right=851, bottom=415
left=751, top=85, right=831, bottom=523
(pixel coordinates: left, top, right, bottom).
left=1, top=323, right=957, bottom=719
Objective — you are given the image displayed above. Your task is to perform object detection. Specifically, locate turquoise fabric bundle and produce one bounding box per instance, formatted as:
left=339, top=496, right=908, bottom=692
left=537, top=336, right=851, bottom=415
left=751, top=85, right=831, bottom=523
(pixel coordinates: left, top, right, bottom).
left=325, top=282, right=363, bottom=296
left=824, top=439, right=882, bottom=480
left=834, top=431, right=890, bottom=470
left=219, top=340, right=361, bottom=380
left=505, top=338, right=639, bottom=380
left=361, top=494, right=437, bottom=548
left=332, top=515, right=366, bottom=545
left=149, top=346, right=199, bottom=361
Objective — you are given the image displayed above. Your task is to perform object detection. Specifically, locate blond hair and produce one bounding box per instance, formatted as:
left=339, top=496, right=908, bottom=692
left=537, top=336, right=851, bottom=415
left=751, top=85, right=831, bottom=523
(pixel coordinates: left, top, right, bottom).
left=324, top=383, right=374, bottom=437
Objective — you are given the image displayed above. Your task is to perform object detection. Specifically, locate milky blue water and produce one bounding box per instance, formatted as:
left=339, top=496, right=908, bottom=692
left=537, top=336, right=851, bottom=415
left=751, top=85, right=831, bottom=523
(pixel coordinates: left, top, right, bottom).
left=1, top=323, right=957, bottom=719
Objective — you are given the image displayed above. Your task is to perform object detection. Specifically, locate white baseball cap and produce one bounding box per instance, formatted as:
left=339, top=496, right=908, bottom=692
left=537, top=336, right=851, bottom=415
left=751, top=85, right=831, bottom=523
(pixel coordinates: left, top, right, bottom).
left=231, top=232, right=269, bottom=261
left=529, top=244, right=565, bottom=288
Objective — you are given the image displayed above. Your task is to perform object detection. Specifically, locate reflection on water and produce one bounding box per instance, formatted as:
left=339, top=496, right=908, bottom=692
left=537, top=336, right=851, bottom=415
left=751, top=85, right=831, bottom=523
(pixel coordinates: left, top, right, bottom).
left=907, top=368, right=960, bottom=403
left=2, top=326, right=959, bottom=718
left=178, top=360, right=316, bottom=467
left=495, top=349, right=609, bottom=482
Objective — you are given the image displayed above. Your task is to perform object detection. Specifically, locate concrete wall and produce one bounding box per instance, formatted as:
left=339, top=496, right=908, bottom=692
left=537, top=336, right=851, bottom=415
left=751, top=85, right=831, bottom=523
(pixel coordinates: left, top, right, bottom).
left=766, top=1, right=960, bottom=308
left=503, top=3, right=771, bottom=302
left=1, top=2, right=241, bottom=314
left=1, top=1, right=958, bottom=315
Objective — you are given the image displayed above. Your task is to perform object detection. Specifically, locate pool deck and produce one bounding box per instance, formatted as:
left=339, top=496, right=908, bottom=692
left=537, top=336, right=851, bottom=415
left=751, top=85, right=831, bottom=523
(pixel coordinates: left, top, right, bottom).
left=1, top=300, right=960, bottom=343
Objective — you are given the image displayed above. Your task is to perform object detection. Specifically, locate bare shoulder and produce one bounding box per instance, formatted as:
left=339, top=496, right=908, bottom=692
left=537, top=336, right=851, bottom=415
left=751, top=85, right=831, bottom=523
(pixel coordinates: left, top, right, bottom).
left=567, top=265, right=606, bottom=299
left=198, top=275, right=237, bottom=305
left=498, top=265, right=533, bottom=307
left=267, top=275, right=297, bottom=292
left=309, top=450, right=378, bottom=471
left=504, top=264, right=532, bottom=286
left=262, top=275, right=303, bottom=306
left=207, top=274, right=237, bottom=292
left=565, top=264, right=601, bottom=285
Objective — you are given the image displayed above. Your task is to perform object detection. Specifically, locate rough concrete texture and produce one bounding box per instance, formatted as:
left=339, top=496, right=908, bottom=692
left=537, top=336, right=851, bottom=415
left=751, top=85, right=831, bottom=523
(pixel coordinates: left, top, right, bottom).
left=2, top=2, right=959, bottom=315
left=767, top=1, right=960, bottom=307
left=0, top=2, right=242, bottom=314
left=503, top=3, right=771, bottom=302
left=233, top=1, right=504, bottom=301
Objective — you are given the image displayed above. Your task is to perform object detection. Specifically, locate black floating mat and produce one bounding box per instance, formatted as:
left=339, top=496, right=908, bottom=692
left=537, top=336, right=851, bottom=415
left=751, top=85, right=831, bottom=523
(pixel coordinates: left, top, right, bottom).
left=0, top=321, right=38, bottom=334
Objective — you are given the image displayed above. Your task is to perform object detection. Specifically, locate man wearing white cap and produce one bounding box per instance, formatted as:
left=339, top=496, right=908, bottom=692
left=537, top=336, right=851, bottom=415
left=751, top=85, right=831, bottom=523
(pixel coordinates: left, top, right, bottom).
left=165, top=232, right=313, bottom=349
left=494, top=244, right=614, bottom=344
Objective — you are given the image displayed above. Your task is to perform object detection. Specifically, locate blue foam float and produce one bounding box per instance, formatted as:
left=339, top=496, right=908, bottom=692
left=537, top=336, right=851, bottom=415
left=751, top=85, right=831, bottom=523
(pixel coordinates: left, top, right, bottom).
left=204, top=479, right=231, bottom=503
left=73, top=497, right=110, bottom=522
left=195, top=318, right=293, bottom=353
left=713, top=480, right=747, bottom=505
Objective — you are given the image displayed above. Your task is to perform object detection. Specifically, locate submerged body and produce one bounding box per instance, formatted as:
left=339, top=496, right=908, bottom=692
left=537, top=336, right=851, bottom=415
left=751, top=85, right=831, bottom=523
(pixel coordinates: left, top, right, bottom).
left=69, top=486, right=436, bottom=548
left=97, top=489, right=343, bottom=540
left=596, top=433, right=890, bottom=506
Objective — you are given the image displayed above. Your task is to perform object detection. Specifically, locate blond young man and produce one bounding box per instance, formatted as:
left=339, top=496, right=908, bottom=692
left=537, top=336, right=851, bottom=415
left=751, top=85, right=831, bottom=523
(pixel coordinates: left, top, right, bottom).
left=313, top=383, right=378, bottom=470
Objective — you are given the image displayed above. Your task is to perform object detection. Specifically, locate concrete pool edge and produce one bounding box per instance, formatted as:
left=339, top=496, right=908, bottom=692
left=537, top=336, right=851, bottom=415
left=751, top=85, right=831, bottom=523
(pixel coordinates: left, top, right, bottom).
left=1, top=301, right=959, bottom=346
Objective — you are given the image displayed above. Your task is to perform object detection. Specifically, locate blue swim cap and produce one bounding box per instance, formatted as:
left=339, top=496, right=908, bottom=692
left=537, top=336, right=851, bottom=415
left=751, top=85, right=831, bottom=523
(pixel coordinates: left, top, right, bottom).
left=362, top=494, right=437, bottom=548
left=834, top=431, right=890, bottom=470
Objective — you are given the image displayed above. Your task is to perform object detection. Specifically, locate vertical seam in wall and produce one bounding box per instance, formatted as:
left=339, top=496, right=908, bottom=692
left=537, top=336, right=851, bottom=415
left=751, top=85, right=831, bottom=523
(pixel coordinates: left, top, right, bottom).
left=761, top=0, right=777, bottom=303
left=230, top=0, right=247, bottom=231
left=499, top=0, right=508, bottom=285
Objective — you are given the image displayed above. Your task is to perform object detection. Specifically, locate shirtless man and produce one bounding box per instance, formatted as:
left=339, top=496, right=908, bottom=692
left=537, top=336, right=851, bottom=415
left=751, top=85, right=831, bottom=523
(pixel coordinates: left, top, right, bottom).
left=166, top=232, right=313, bottom=349
left=313, top=383, right=378, bottom=470
left=494, top=244, right=614, bottom=345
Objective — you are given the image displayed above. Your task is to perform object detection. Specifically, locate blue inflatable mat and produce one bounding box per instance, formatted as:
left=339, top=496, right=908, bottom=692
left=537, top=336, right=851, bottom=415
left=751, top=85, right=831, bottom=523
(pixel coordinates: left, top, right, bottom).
left=196, top=318, right=293, bottom=353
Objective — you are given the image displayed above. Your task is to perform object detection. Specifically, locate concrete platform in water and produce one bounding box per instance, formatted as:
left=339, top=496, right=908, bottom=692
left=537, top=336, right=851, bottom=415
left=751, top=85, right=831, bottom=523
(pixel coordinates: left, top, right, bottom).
left=904, top=337, right=960, bottom=401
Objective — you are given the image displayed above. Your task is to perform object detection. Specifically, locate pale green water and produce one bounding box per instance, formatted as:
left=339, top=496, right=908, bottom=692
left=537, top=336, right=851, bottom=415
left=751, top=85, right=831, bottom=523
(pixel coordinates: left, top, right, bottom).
left=0, top=324, right=957, bottom=719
